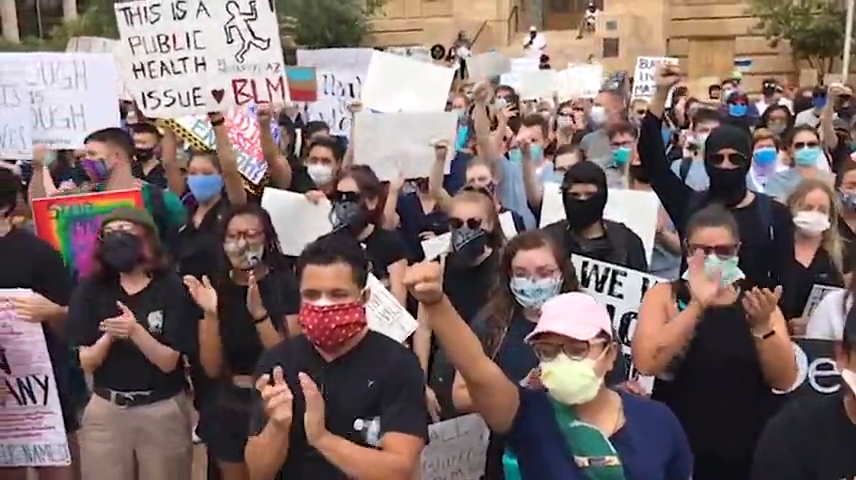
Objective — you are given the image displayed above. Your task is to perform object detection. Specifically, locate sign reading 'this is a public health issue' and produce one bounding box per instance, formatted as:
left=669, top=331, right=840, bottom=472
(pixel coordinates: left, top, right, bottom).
left=114, top=0, right=287, bottom=118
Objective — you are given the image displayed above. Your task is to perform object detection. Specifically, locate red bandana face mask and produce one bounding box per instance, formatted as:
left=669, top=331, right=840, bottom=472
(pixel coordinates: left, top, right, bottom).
left=298, top=301, right=368, bottom=352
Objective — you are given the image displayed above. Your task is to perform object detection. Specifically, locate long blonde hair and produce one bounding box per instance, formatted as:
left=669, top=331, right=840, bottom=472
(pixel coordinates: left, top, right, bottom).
left=787, top=178, right=844, bottom=275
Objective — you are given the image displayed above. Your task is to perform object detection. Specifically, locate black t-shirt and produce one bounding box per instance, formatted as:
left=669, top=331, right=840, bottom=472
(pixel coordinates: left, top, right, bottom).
left=444, top=249, right=500, bottom=324
left=783, top=247, right=844, bottom=319
left=752, top=392, right=856, bottom=480
left=288, top=165, right=316, bottom=194
left=249, top=331, right=428, bottom=479
left=839, top=219, right=856, bottom=272
left=177, top=198, right=230, bottom=278
left=68, top=272, right=196, bottom=394
left=142, top=162, right=168, bottom=190
left=214, top=264, right=301, bottom=375
left=360, top=227, right=408, bottom=286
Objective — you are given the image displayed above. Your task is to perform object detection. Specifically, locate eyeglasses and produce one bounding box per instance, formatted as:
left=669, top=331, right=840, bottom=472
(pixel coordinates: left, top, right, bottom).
left=686, top=242, right=740, bottom=258
left=225, top=229, right=264, bottom=242
left=100, top=223, right=136, bottom=238
left=793, top=141, right=820, bottom=150
left=707, top=152, right=748, bottom=166
left=449, top=217, right=483, bottom=229
left=531, top=339, right=607, bottom=361
left=331, top=191, right=361, bottom=203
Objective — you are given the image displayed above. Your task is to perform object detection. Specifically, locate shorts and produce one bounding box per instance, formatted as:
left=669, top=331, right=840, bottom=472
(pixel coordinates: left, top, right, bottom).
left=196, top=385, right=254, bottom=464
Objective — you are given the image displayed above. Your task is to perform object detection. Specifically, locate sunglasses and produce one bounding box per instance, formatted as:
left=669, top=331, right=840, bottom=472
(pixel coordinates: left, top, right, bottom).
left=686, top=242, right=740, bottom=258
left=461, top=184, right=494, bottom=198
left=793, top=141, right=820, bottom=150
left=449, top=217, right=483, bottom=229
left=707, top=152, right=748, bottom=166
left=332, top=191, right=361, bottom=203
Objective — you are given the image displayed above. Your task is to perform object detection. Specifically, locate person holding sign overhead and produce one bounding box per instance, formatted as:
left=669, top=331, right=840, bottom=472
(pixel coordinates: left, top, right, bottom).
left=633, top=205, right=798, bottom=480
left=405, top=258, right=693, bottom=480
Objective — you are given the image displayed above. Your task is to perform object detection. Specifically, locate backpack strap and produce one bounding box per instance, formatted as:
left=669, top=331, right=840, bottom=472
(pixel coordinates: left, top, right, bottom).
left=755, top=192, right=775, bottom=247
left=678, top=157, right=693, bottom=183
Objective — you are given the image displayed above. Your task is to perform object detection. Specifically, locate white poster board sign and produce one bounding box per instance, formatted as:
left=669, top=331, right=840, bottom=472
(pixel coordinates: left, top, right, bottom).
left=499, top=57, right=539, bottom=90
left=366, top=275, right=418, bottom=343
left=517, top=70, right=557, bottom=100
left=297, top=48, right=373, bottom=136
left=421, top=233, right=451, bottom=261
left=802, top=284, right=845, bottom=318
left=632, top=56, right=678, bottom=101
left=558, top=64, right=604, bottom=100
left=571, top=256, right=662, bottom=392
left=361, top=51, right=455, bottom=113
left=540, top=185, right=659, bottom=263
left=353, top=111, right=456, bottom=181
left=0, top=289, right=70, bottom=467
left=66, top=36, right=133, bottom=101
left=0, top=53, right=120, bottom=149
left=418, top=414, right=489, bottom=480
left=0, top=80, right=33, bottom=160
left=466, top=51, right=511, bottom=80
left=261, top=187, right=333, bottom=256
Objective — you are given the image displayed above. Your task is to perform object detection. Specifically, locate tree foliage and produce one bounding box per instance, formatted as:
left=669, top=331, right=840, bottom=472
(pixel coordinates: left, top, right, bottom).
left=0, top=0, right=383, bottom=52
left=749, top=0, right=852, bottom=75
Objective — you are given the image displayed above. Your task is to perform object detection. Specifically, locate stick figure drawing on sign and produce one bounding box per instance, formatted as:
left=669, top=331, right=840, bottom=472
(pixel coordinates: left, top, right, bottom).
left=224, top=0, right=271, bottom=64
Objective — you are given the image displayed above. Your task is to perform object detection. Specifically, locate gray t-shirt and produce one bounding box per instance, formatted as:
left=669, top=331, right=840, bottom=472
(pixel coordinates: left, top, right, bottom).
left=580, top=128, right=625, bottom=188
left=794, top=108, right=822, bottom=127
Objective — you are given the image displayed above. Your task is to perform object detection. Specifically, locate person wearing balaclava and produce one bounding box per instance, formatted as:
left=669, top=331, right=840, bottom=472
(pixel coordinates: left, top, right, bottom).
left=542, top=161, right=648, bottom=271
left=638, top=62, right=795, bottom=290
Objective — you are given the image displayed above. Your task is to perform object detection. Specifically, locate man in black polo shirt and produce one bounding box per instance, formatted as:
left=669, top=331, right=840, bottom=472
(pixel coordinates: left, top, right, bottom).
left=751, top=309, right=856, bottom=479
left=245, top=234, right=427, bottom=479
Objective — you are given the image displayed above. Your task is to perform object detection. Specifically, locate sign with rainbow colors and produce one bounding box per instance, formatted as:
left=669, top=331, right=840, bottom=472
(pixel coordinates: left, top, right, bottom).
left=31, top=189, right=144, bottom=278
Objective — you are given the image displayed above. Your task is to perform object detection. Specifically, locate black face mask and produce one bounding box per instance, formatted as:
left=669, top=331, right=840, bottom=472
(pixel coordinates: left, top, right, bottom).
left=705, top=164, right=748, bottom=207
left=135, top=148, right=156, bottom=162
left=330, top=200, right=369, bottom=235
left=629, top=165, right=650, bottom=184
left=562, top=189, right=607, bottom=231
left=448, top=226, right=487, bottom=267
left=97, top=231, right=144, bottom=273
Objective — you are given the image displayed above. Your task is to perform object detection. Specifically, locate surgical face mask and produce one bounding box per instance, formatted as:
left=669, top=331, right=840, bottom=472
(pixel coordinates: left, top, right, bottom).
left=767, top=122, right=786, bottom=135
left=508, top=144, right=543, bottom=162
left=812, top=97, right=827, bottom=110
left=187, top=174, right=223, bottom=203
left=682, top=254, right=745, bottom=287
left=589, top=105, right=608, bottom=125
left=722, top=88, right=735, bottom=102
left=540, top=350, right=606, bottom=405
left=794, top=147, right=821, bottom=167
left=752, top=147, right=777, bottom=168
left=611, top=146, right=631, bottom=167
left=452, top=108, right=466, bottom=118
left=509, top=276, right=562, bottom=310
left=793, top=210, right=830, bottom=236
left=495, top=97, right=508, bottom=109
left=223, top=238, right=265, bottom=270
left=728, top=103, right=748, bottom=117
left=307, top=163, right=334, bottom=185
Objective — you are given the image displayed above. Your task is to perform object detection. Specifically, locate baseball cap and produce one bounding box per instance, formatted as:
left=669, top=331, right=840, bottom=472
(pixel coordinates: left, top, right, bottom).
left=100, top=207, right=159, bottom=236
left=525, top=292, right=613, bottom=343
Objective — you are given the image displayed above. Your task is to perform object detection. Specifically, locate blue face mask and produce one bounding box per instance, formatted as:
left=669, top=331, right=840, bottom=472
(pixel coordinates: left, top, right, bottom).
left=187, top=174, right=224, bottom=203
left=510, top=276, right=562, bottom=310
left=611, top=146, right=631, bottom=167
left=455, top=126, right=469, bottom=151
left=794, top=147, right=821, bottom=167
left=812, top=97, right=827, bottom=109
left=752, top=147, right=777, bottom=167
left=728, top=104, right=748, bottom=118
left=508, top=145, right=543, bottom=162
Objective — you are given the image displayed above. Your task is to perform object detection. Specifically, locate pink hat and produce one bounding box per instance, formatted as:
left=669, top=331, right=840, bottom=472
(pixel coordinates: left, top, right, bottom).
left=525, top=292, right=613, bottom=343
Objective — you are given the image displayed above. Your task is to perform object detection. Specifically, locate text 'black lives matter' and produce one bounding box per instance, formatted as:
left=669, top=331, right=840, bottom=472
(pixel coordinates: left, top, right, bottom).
left=117, top=0, right=213, bottom=112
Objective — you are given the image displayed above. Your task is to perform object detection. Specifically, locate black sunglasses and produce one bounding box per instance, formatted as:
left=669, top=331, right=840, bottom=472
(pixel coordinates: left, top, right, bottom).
left=686, top=242, right=740, bottom=258
left=449, top=217, right=483, bottom=229
left=707, top=152, right=748, bottom=166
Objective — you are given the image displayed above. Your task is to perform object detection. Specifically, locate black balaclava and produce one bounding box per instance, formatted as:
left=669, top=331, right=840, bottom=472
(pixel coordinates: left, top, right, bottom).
left=561, top=161, right=608, bottom=231
left=703, top=124, right=752, bottom=207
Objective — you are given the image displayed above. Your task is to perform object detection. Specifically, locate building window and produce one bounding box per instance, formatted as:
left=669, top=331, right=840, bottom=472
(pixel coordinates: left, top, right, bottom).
left=16, top=0, right=74, bottom=39
left=602, top=38, right=619, bottom=58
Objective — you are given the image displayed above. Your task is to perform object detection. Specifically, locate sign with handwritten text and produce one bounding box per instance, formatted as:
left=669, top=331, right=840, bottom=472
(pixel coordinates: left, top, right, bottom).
left=297, top=48, right=373, bottom=136
left=0, top=53, right=121, bottom=148
left=366, top=274, right=418, bottom=343
left=0, top=79, right=32, bottom=159
left=65, top=36, right=133, bottom=100
left=31, top=189, right=144, bottom=278
left=631, top=56, right=677, bottom=101
left=204, top=0, right=288, bottom=107
left=0, top=289, right=70, bottom=467
left=419, top=414, right=489, bottom=480
left=114, top=0, right=214, bottom=117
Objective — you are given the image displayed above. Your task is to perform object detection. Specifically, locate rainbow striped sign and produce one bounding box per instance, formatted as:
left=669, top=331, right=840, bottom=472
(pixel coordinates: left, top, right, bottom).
left=31, top=189, right=144, bottom=278
left=285, top=66, right=318, bottom=102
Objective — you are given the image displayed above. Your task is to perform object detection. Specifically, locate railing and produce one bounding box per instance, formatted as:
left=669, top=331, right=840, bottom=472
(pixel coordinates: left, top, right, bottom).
left=470, top=19, right=489, bottom=51
left=507, top=4, right=519, bottom=45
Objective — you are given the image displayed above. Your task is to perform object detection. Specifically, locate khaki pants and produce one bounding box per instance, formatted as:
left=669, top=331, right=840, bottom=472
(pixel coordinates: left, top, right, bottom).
left=78, top=393, right=192, bottom=480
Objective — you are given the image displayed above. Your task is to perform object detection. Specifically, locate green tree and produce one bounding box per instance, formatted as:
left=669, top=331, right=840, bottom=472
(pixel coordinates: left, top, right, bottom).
left=276, top=0, right=385, bottom=48
left=749, top=0, right=851, bottom=78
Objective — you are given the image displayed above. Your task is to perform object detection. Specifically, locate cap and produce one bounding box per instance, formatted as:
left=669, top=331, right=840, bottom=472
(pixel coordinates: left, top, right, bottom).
left=525, top=292, right=613, bottom=343
left=100, top=206, right=159, bottom=235
left=530, top=26, right=537, bottom=32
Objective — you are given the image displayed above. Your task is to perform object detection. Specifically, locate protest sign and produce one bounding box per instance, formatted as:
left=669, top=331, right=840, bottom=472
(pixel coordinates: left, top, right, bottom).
left=541, top=185, right=659, bottom=263
left=631, top=56, right=678, bottom=101
left=31, top=189, right=144, bottom=278
left=499, top=57, right=539, bottom=90
left=65, top=36, right=133, bottom=101
left=419, top=414, right=489, bottom=480
left=465, top=51, right=511, bottom=80
left=571, top=255, right=663, bottom=389
left=366, top=275, right=419, bottom=343
left=0, top=289, right=70, bottom=467
left=517, top=70, right=558, bottom=100
left=261, top=187, right=333, bottom=256
left=0, top=52, right=121, bottom=149
left=786, top=339, right=841, bottom=399
left=361, top=51, right=455, bottom=113
left=203, top=0, right=288, bottom=107
left=557, top=64, right=604, bottom=100
left=285, top=66, right=318, bottom=102
left=114, top=0, right=213, bottom=117
left=297, top=48, right=373, bottom=136
left=162, top=109, right=269, bottom=186
left=353, top=111, right=456, bottom=181
left=499, top=211, right=518, bottom=239
left=802, top=284, right=844, bottom=318
left=0, top=78, right=32, bottom=160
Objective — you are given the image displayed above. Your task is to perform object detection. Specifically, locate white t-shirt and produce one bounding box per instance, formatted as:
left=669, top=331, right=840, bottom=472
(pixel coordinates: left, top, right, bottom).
left=806, top=290, right=850, bottom=340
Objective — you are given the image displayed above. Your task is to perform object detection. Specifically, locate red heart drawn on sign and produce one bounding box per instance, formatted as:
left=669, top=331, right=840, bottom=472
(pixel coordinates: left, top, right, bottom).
left=211, top=89, right=225, bottom=103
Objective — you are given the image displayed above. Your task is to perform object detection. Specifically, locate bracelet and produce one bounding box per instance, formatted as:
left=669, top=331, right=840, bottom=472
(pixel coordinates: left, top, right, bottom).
left=210, top=117, right=225, bottom=127
left=253, top=315, right=269, bottom=325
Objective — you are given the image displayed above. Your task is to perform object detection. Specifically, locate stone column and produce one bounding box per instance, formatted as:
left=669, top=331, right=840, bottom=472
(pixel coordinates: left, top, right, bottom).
left=63, top=0, right=78, bottom=21
left=1, top=0, right=20, bottom=43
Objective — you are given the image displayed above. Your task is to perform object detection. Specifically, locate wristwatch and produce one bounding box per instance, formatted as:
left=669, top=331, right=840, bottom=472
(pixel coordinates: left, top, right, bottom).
left=752, top=329, right=776, bottom=341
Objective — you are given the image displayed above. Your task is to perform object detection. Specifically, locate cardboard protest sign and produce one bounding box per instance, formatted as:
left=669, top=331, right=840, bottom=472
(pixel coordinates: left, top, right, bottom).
left=261, top=187, right=332, bottom=256
left=0, top=79, right=32, bottom=160
left=0, top=53, right=121, bottom=149
left=632, top=56, right=678, bottom=101
left=297, top=48, right=373, bottom=136
left=802, top=284, right=844, bottom=318
left=31, top=189, right=144, bottom=278
left=0, top=289, right=70, bottom=467
left=419, top=414, right=489, bottom=480
left=361, top=51, right=455, bottom=113
left=571, top=255, right=663, bottom=391
left=65, top=36, right=133, bottom=101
